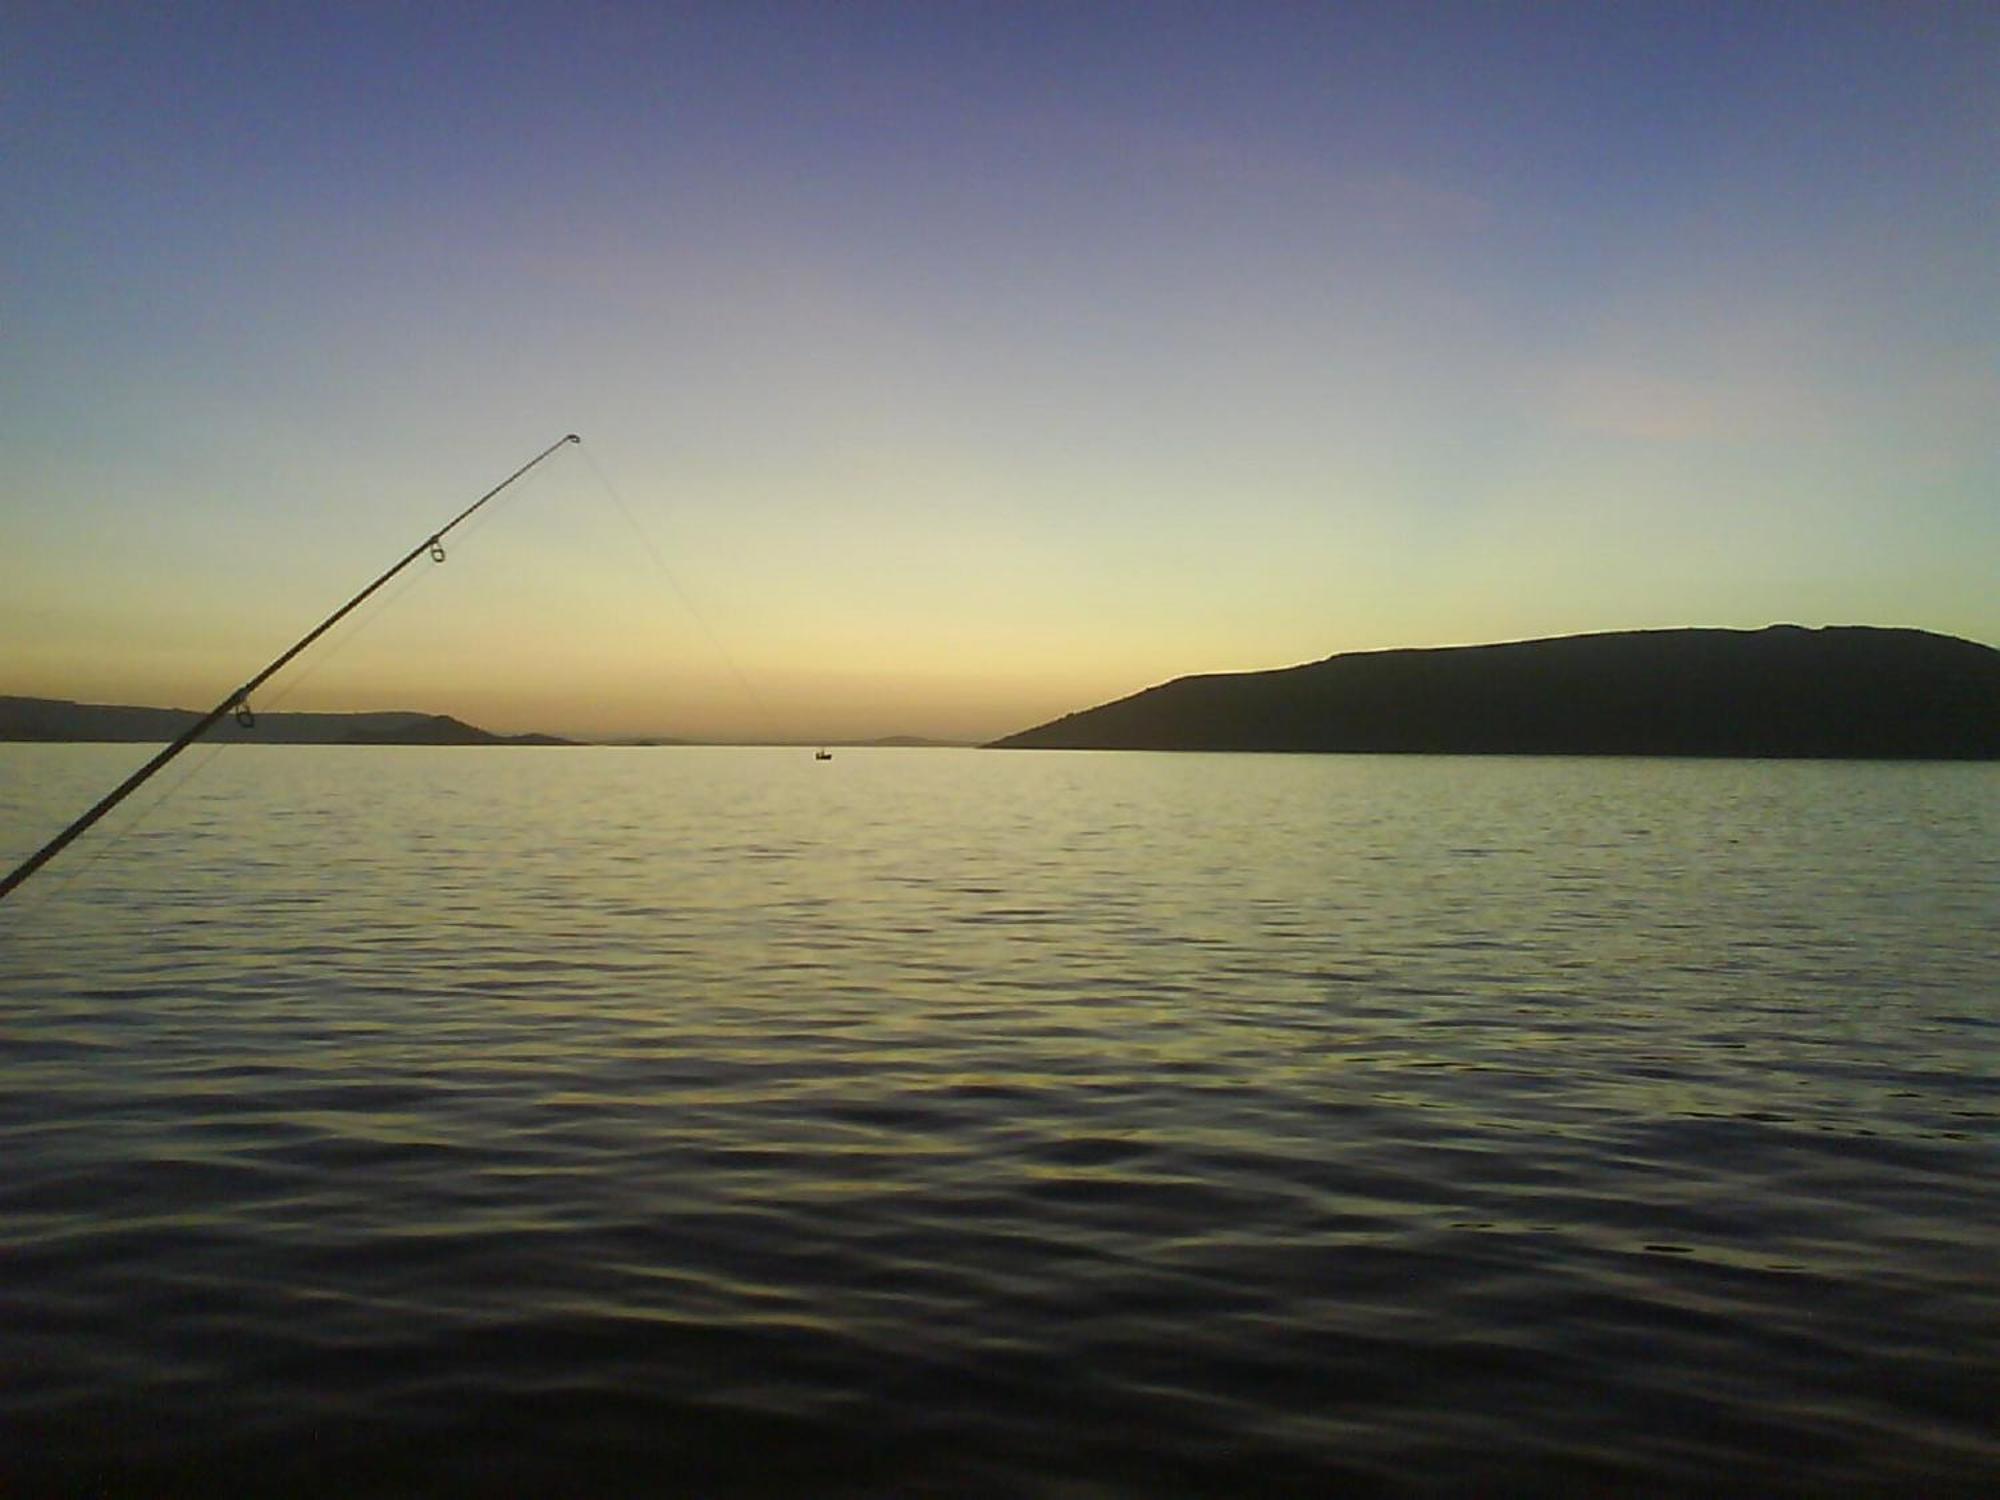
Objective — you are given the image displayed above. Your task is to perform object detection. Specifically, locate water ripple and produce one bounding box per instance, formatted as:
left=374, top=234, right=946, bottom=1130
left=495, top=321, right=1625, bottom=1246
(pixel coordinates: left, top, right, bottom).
left=2, top=747, right=1996, bottom=1495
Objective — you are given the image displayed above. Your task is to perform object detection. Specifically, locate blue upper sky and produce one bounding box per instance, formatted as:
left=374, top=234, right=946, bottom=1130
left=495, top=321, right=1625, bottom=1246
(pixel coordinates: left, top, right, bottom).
left=5, top=2, right=1994, bottom=739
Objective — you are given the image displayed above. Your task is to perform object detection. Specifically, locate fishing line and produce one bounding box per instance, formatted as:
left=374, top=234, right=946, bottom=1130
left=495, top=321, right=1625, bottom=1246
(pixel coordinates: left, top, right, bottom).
left=17, top=734, right=238, bottom=915
left=576, top=445, right=786, bottom=743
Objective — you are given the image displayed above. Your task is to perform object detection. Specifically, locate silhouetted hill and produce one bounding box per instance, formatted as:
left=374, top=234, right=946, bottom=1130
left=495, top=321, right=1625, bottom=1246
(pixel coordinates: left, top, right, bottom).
left=338, top=715, right=573, bottom=746
left=0, top=697, right=572, bottom=746
left=988, top=627, right=2000, bottom=759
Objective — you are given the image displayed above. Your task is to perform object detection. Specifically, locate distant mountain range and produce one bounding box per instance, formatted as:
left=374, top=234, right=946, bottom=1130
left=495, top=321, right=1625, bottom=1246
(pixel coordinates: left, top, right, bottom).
left=0, top=696, right=571, bottom=746
left=989, top=626, right=2000, bottom=759
left=0, top=698, right=972, bottom=749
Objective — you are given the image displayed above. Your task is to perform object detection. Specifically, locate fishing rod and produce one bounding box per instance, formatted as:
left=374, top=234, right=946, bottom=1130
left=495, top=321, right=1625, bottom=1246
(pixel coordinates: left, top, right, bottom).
left=0, top=433, right=582, bottom=905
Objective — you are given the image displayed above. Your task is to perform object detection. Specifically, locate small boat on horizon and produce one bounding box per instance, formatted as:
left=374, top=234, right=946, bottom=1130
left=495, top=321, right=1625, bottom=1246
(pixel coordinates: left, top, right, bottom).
left=815, top=748, right=833, bottom=761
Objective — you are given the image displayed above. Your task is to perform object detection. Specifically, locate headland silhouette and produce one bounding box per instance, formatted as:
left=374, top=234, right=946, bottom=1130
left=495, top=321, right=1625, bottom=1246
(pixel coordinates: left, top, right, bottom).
left=990, top=626, right=2000, bottom=759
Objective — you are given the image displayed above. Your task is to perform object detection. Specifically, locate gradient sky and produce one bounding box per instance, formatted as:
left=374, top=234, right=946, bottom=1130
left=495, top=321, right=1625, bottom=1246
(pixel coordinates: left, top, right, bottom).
left=5, top=1, right=1994, bottom=741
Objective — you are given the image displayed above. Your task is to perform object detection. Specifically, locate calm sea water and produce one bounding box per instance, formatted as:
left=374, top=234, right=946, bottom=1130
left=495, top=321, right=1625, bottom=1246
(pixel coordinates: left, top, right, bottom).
left=2, top=745, right=1995, bottom=1497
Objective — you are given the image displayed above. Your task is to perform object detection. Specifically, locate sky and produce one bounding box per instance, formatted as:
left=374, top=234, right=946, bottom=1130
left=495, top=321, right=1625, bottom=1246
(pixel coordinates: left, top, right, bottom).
left=4, top=1, right=1994, bottom=742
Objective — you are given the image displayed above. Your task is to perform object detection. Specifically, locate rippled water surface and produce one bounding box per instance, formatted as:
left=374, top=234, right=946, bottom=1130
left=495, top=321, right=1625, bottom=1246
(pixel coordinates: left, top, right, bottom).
left=3, top=745, right=1996, bottom=1496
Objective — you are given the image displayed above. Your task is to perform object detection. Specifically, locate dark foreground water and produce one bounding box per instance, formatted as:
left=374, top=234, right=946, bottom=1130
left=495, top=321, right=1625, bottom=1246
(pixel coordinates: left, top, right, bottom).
left=2, top=745, right=1996, bottom=1496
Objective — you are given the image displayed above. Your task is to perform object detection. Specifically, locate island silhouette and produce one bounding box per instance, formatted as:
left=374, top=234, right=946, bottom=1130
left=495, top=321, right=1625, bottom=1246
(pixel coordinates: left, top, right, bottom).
left=0, top=697, right=570, bottom=746
left=989, top=626, right=2000, bottom=759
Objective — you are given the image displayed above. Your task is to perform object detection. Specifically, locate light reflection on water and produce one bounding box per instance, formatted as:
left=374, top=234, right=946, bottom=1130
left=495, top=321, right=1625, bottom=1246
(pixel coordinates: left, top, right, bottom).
left=2, top=745, right=1997, bottom=1496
